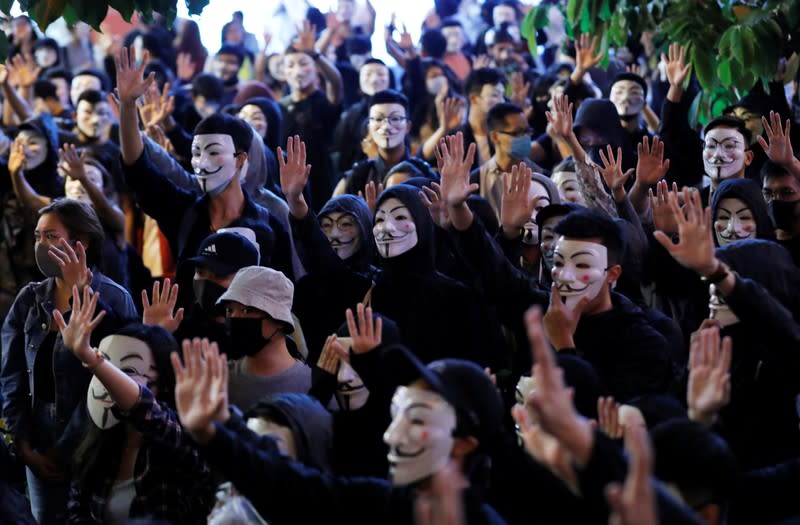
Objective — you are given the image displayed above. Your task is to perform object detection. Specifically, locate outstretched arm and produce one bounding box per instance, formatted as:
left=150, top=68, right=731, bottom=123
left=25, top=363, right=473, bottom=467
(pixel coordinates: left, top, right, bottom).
left=115, top=47, right=156, bottom=165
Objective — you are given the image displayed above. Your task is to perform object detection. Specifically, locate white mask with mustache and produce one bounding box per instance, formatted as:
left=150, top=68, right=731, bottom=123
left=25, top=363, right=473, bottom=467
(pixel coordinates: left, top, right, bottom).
left=87, top=335, right=157, bottom=429
left=703, top=128, right=747, bottom=180
left=191, top=133, right=240, bottom=196
left=333, top=337, right=369, bottom=411
left=708, top=284, right=740, bottom=327
left=373, top=197, right=418, bottom=258
left=551, top=238, right=609, bottom=310
left=384, top=386, right=456, bottom=486
left=321, top=212, right=362, bottom=260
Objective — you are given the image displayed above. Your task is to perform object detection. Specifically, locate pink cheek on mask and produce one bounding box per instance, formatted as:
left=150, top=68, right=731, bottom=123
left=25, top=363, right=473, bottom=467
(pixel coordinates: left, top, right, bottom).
left=421, top=431, right=429, bottom=440
left=402, top=224, right=413, bottom=232
left=742, top=225, right=753, bottom=232
left=581, top=275, right=591, bottom=282
left=216, top=158, right=225, bottom=165
left=715, top=223, right=726, bottom=231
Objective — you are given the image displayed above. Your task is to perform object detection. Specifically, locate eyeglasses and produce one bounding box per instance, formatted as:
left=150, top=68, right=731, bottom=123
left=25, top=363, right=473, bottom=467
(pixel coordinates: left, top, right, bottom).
left=368, top=115, right=408, bottom=126
left=762, top=188, right=799, bottom=202
left=497, top=128, right=534, bottom=138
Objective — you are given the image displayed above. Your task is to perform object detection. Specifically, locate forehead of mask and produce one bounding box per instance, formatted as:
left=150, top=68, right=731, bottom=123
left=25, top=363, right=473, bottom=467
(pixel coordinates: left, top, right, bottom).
left=192, top=133, right=237, bottom=159
left=385, top=385, right=457, bottom=485
left=373, top=197, right=418, bottom=258
left=246, top=417, right=297, bottom=459
left=70, top=75, right=102, bottom=105
left=359, top=63, right=390, bottom=95
left=18, top=130, right=48, bottom=169
left=714, top=197, right=756, bottom=245
left=238, top=105, right=268, bottom=137
left=65, top=164, right=105, bottom=200
left=87, top=335, right=157, bottom=429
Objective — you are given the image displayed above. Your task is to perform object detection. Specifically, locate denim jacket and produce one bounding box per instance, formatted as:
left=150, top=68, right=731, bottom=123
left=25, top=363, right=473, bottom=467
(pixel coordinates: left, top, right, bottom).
left=1, top=272, right=137, bottom=448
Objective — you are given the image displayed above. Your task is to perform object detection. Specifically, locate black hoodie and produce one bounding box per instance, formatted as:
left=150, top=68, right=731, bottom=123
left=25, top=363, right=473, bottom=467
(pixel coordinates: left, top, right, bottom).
left=711, top=178, right=775, bottom=246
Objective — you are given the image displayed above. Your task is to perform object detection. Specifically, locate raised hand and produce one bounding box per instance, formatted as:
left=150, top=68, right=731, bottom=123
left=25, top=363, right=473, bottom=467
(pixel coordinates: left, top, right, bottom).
left=138, top=81, right=175, bottom=129
left=436, top=132, right=478, bottom=207
left=358, top=181, right=383, bottom=215
left=398, top=24, right=413, bottom=51
left=171, top=338, right=229, bottom=444
left=59, top=144, right=86, bottom=182
left=293, top=20, right=318, bottom=53
left=545, top=94, right=574, bottom=140
left=648, top=180, right=680, bottom=234
left=543, top=285, right=589, bottom=350
left=605, top=424, right=658, bottom=525
left=687, top=326, right=732, bottom=427
left=574, top=33, right=604, bottom=74
left=437, top=96, right=465, bottom=132
left=597, top=396, right=624, bottom=439
left=52, top=285, right=106, bottom=364
left=653, top=187, right=717, bottom=276
left=114, top=47, right=155, bottom=103
left=7, top=53, right=41, bottom=87
left=8, top=137, right=26, bottom=174
left=758, top=110, right=795, bottom=166
left=636, top=136, right=670, bottom=187
left=176, top=52, right=195, bottom=81
left=345, top=303, right=383, bottom=354
left=661, top=43, right=691, bottom=88
left=598, top=145, right=634, bottom=200
left=278, top=135, right=311, bottom=201
left=419, top=182, right=451, bottom=229
left=316, top=335, right=342, bottom=375
left=473, top=54, right=492, bottom=69
left=509, top=72, right=532, bottom=116
left=142, top=279, right=185, bottom=333
left=500, top=163, right=536, bottom=234
left=48, top=238, right=93, bottom=291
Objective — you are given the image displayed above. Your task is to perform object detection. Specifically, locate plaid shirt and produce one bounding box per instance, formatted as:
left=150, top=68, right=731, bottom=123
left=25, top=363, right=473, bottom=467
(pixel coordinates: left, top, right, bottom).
left=67, top=386, right=215, bottom=524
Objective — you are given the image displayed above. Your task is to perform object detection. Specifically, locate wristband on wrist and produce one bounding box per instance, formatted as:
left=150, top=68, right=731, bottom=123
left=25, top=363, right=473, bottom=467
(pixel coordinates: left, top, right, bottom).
left=82, top=348, right=106, bottom=371
left=700, top=261, right=729, bottom=285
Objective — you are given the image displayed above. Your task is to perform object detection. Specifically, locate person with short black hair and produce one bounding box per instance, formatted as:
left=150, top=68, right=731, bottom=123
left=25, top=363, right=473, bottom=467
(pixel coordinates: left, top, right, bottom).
left=211, top=44, right=245, bottom=106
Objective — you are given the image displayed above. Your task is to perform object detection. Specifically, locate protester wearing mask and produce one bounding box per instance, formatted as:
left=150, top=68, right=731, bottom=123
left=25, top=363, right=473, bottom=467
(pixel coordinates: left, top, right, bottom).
left=210, top=44, right=244, bottom=106
left=218, top=266, right=310, bottom=411
left=441, top=19, right=471, bottom=81
left=333, top=59, right=394, bottom=173
left=1, top=199, right=136, bottom=524
left=117, top=47, right=291, bottom=310
left=470, top=102, right=552, bottom=222
left=335, top=90, right=435, bottom=196
left=759, top=145, right=800, bottom=266
left=700, top=116, right=754, bottom=204
left=170, top=230, right=260, bottom=360
left=608, top=72, right=652, bottom=148
left=710, top=178, right=774, bottom=248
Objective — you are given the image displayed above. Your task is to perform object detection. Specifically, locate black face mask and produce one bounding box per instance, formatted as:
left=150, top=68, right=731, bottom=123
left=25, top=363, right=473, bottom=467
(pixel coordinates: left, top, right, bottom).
left=193, top=279, right=227, bottom=314
left=225, top=317, right=280, bottom=357
left=768, top=199, right=799, bottom=232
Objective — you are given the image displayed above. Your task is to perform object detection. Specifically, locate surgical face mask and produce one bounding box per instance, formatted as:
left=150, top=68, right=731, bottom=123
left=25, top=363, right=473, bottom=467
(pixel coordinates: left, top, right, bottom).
left=552, top=170, right=585, bottom=205
left=333, top=337, right=369, bottom=411
left=349, top=54, right=369, bottom=71
left=75, top=101, right=112, bottom=139
left=708, top=284, right=739, bottom=327
left=64, top=165, right=104, bottom=205
left=87, top=335, right=157, bottom=429
left=768, top=199, right=799, bottom=232
left=703, top=128, right=747, bottom=181
left=368, top=103, right=408, bottom=150
left=509, top=134, right=533, bottom=160
left=320, top=212, right=361, bottom=260
left=374, top=197, right=418, bottom=258
left=426, top=75, right=448, bottom=96
left=225, top=317, right=278, bottom=357
left=193, top=278, right=227, bottom=314
left=35, top=242, right=62, bottom=278
left=610, top=80, right=645, bottom=117
left=714, top=198, right=756, bottom=246
left=17, top=130, right=48, bottom=170
left=191, top=134, right=240, bottom=196
left=551, top=238, right=609, bottom=310
left=384, top=386, right=456, bottom=486
left=359, top=64, right=390, bottom=96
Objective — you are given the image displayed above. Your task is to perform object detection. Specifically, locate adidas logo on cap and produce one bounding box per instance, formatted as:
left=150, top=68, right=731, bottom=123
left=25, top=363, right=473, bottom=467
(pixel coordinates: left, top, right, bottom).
left=204, top=244, right=218, bottom=255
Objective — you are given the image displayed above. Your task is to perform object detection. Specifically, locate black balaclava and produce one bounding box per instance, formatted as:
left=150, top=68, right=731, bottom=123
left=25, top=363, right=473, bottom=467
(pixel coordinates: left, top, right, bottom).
left=374, top=184, right=435, bottom=273
left=245, top=393, right=334, bottom=473
left=711, top=178, right=775, bottom=246
left=573, top=98, right=628, bottom=166
left=319, top=195, right=375, bottom=271
left=716, top=239, right=800, bottom=319
left=238, top=96, right=284, bottom=152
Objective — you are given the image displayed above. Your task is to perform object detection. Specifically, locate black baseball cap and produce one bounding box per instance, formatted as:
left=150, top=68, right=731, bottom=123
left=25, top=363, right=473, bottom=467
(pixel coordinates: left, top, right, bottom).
left=382, top=345, right=504, bottom=452
left=185, top=231, right=259, bottom=277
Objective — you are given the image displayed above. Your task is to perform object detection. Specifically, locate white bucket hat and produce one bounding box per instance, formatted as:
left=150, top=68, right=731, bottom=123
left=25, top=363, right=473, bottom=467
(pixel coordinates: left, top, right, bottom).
left=217, top=266, right=295, bottom=333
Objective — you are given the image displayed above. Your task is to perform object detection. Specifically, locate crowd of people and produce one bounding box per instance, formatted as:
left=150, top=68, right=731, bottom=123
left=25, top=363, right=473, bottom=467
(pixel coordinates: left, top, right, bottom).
left=0, top=0, right=799, bottom=523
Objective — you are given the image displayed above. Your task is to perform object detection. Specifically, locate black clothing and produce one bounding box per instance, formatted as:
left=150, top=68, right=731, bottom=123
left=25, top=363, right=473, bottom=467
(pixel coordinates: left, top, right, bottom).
left=332, top=98, right=369, bottom=174
left=338, top=153, right=435, bottom=196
